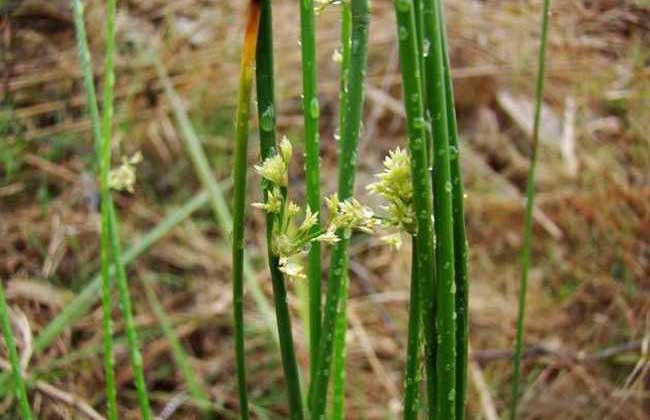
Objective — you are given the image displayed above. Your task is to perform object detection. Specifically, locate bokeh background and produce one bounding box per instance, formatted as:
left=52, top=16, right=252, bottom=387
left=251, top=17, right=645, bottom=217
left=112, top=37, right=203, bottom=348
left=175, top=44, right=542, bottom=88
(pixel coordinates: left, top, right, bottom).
left=1, top=0, right=648, bottom=418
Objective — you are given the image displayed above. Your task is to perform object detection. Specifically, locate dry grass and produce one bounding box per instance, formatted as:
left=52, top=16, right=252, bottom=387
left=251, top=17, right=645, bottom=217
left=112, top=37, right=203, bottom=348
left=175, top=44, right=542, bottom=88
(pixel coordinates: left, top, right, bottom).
left=1, top=0, right=648, bottom=418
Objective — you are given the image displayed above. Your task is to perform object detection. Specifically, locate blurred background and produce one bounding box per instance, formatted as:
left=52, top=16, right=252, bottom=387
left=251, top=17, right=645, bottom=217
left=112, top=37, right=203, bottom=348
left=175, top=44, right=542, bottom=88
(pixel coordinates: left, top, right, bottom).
left=0, top=0, right=648, bottom=418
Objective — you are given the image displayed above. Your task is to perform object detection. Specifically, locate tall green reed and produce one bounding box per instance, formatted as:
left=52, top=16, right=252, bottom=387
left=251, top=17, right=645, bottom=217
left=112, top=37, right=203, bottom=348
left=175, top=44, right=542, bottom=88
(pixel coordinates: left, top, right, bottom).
left=511, top=1, right=552, bottom=419
left=434, top=1, right=470, bottom=417
left=403, top=238, right=421, bottom=420
left=422, top=0, right=458, bottom=417
left=299, top=0, right=323, bottom=375
left=308, top=1, right=371, bottom=418
left=330, top=3, right=353, bottom=418
left=393, top=1, right=437, bottom=417
left=231, top=1, right=261, bottom=418
left=72, top=1, right=153, bottom=417
left=0, top=279, right=33, bottom=419
left=255, top=1, right=305, bottom=419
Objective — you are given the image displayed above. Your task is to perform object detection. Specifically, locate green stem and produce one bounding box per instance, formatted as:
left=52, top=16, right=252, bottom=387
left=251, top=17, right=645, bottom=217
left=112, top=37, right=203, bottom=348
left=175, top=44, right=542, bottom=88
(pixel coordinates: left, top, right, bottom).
left=98, top=0, right=119, bottom=416
left=299, top=0, right=322, bottom=376
left=255, top=2, right=304, bottom=419
left=74, top=1, right=152, bottom=416
left=393, top=1, right=438, bottom=418
left=0, top=279, right=33, bottom=420
left=231, top=3, right=261, bottom=418
left=510, top=1, right=551, bottom=419
left=434, top=2, right=470, bottom=418
left=308, top=1, right=370, bottom=417
left=330, top=4, right=352, bottom=419
left=422, top=1, right=457, bottom=418
left=403, top=237, right=421, bottom=420
left=108, top=205, right=153, bottom=419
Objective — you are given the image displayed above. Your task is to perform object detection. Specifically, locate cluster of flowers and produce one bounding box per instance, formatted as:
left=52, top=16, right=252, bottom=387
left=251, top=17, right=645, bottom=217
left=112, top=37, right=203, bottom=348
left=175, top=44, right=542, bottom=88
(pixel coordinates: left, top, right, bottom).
left=254, top=136, right=414, bottom=280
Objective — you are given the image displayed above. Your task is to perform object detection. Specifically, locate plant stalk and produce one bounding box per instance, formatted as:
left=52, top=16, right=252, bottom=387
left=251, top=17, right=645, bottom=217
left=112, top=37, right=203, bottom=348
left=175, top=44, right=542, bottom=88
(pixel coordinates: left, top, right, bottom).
left=299, top=0, right=323, bottom=376
left=393, top=1, right=438, bottom=418
left=330, top=3, right=352, bottom=418
left=434, top=1, right=470, bottom=418
left=403, top=238, right=421, bottom=420
left=232, top=2, right=261, bottom=418
left=422, top=1, right=457, bottom=417
left=308, top=1, right=370, bottom=417
left=256, top=1, right=305, bottom=419
left=510, top=1, right=552, bottom=419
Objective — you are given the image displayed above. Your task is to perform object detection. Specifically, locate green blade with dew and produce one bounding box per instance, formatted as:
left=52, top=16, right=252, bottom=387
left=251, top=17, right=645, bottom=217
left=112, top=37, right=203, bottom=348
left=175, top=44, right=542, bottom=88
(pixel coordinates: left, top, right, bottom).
left=299, top=0, right=323, bottom=375
left=255, top=1, right=305, bottom=418
left=308, top=1, right=371, bottom=418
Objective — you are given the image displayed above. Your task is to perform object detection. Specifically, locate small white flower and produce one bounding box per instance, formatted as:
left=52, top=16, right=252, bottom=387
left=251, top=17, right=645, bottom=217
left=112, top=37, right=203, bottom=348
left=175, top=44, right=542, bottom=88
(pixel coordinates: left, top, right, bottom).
left=278, top=255, right=306, bottom=281
left=315, top=230, right=340, bottom=245
left=279, top=135, right=293, bottom=163
left=255, top=154, right=287, bottom=187
left=108, top=152, right=142, bottom=193
left=252, top=187, right=283, bottom=214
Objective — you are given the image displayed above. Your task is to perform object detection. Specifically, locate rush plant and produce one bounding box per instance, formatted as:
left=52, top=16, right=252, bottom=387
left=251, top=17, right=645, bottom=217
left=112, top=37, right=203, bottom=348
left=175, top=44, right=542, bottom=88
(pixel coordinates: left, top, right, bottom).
left=511, top=1, right=552, bottom=419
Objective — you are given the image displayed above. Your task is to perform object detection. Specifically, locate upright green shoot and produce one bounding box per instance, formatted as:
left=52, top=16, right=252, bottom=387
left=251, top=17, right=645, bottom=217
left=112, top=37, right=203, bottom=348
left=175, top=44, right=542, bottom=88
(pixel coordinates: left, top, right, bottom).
left=308, top=1, right=371, bottom=417
left=434, top=1, right=470, bottom=417
left=231, top=2, right=261, bottom=418
left=330, top=3, right=352, bottom=419
left=0, top=279, right=33, bottom=420
left=510, top=1, right=552, bottom=419
left=393, top=1, right=437, bottom=418
left=299, top=0, right=323, bottom=375
left=403, top=238, right=421, bottom=420
left=73, top=1, right=153, bottom=417
left=95, top=0, right=118, bottom=415
left=256, top=1, right=305, bottom=419
left=422, top=1, right=457, bottom=418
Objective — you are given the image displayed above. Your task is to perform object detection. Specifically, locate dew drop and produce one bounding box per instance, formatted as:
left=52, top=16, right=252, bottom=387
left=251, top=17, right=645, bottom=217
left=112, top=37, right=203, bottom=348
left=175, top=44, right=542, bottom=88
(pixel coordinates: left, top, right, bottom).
left=310, top=97, right=320, bottom=119
left=396, top=0, right=411, bottom=12
left=399, top=26, right=408, bottom=40
left=260, top=105, right=274, bottom=132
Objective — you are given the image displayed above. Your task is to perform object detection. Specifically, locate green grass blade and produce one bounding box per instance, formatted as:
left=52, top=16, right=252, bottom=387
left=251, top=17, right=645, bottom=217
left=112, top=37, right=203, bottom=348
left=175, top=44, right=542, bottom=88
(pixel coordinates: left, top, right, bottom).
left=142, top=277, right=213, bottom=415
left=255, top=2, right=305, bottom=419
left=422, top=1, right=458, bottom=417
left=510, top=1, right=552, bottom=419
left=403, top=237, right=421, bottom=420
left=308, top=1, right=371, bottom=418
left=393, top=1, right=438, bottom=418
left=107, top=205, right=153, bottom=419
left=0, top=279, right=33, bottom=419
left=330, top=3, right=352, bottom=418
left=231, top=3, right=261, bottom=418
left=299, top=0, right=323, bottom=376
left=433, top=2, right=470, bottom=418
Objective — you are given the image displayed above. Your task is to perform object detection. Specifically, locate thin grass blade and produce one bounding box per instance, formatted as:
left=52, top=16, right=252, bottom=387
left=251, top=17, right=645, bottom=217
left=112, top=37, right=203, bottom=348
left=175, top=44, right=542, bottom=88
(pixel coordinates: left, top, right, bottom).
left=510, top=1, right=552, bottom=419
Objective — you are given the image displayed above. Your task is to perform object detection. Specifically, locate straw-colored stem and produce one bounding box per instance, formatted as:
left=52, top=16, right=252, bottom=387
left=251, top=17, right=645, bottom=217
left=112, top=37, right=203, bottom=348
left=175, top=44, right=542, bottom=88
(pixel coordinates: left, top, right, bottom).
left=231, top=2, right=261, bottom=418
left=308, top=1, right=370, bottom=417
left=0, top=279, right=33, bottom=419
left=299, top=0, right=323, bottom=374
left=510, top=1, right=552, bottom=419
left=256, top=2, right=305, bottom=418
